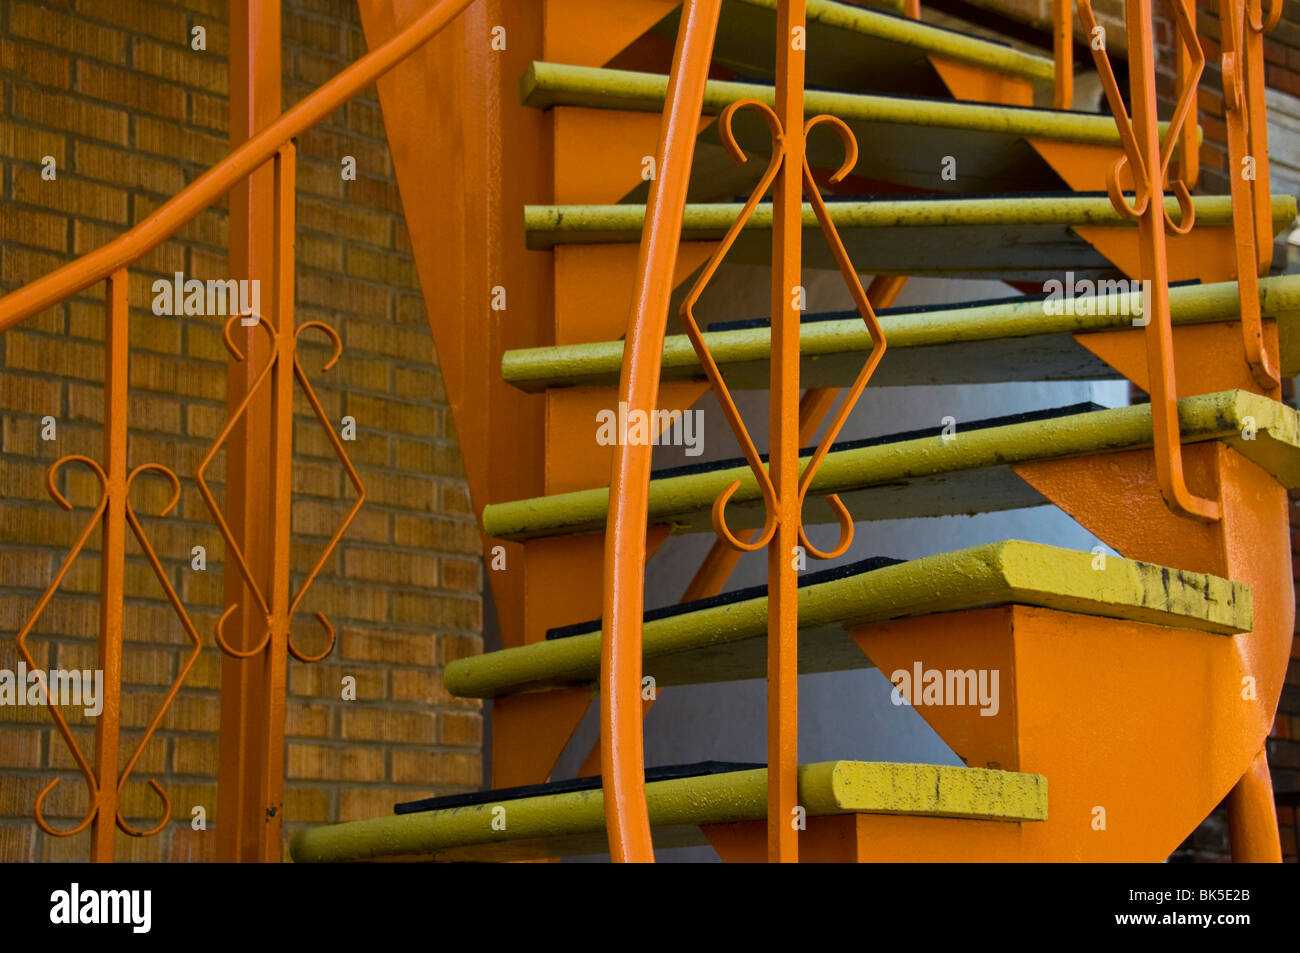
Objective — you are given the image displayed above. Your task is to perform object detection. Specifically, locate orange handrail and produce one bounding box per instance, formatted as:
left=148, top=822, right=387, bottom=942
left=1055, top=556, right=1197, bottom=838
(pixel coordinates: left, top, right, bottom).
left=0, top=0, right=475, bottom=333
left=601, top=0, right=723, bottom=864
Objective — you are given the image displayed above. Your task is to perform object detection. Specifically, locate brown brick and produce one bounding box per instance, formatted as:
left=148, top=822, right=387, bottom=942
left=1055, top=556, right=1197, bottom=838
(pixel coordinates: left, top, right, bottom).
left=76, top=61, right=189, bottom=122
left=286, top=702, right=333, bottom=739
left=341, top=629, right=436, bottom=666
left=441, top=485, right=474, bottom=517
left=297, top=197, right=390, bottom=246
left=442, top=634, right=483, bottom=664
left=132, top=37, right=228, bottom=94
left=298, top=271, right=390, bottom=320
left=345, top=245, right=418, bottom=289
left=172, top=734, right=219, bottom=775
left=341, top=708, right=437, bottom=744
left=189, top=91, right=227, bottom=132
left=74, top=0, right=190, bottom=41
left=287, top=743, right=384, bottom=782
left=394, top=367, right=447, bottom=403
left=0, top=824, right=36, bottom=863
left=12, top=168, right=128, bottom=225
left=0, top=39, right=72, bottom=88
left=10, top=4, right=128, bottom=64
left=393, top=591, right=480, bottom=631
left=0, top=121, right=68, bottom=170
left=392, top=749, right=480, bottom=786
left=0, top=727, right=43, bottom=769
left=293, top=500, right=389, bottom=543
left=338, top=786, right=421, bottom=823
left=289, top=661, right=386, bottom=701
left=298, top=124, right=390, bottom=177
left=343, top=548, right=439, bottom=587
left=391, top=669, right=453, bottom=705
left=440, top=557, right=481, bottom=593
left=13, top=85, right=129, bottom=146
left=0, top=374, right=61, bottom=414
left=440, top=712, right=482, bottom=746
left=134, top=116, right=228, bottom=167
left=345, top=318, right=432, bottom=361
left=392, top=514, right=480, bottom=554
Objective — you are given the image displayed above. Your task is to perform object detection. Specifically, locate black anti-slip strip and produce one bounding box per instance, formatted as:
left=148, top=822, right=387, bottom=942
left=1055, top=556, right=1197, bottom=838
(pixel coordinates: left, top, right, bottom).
left=648, top=401, right=1103, bottom=482
left=545, top=553, right=904, bottom=641
left=393, top=760, right=766, bottom=815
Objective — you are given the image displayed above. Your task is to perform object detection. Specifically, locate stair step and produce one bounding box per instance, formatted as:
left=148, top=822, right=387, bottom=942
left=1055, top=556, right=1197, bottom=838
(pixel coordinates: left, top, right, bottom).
left=502, top=274, right=1300, bottom=392
left=523, top=194, right=1298, bottom=281
left=523, top=62, right=1156, bottom=196
left=652, top=0, right=1055, bottom=97
left=289, top=760, right=1048, bottom=862
left=395, top=760, right=763, bottom=813
left=442, top=540, right=1249, bottom=698
left=481, top=390, right=1300, bottom=542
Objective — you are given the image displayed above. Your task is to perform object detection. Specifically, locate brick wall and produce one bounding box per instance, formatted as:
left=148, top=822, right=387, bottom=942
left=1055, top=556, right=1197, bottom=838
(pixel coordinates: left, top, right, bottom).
left=0, top=0, right=483, bottom=861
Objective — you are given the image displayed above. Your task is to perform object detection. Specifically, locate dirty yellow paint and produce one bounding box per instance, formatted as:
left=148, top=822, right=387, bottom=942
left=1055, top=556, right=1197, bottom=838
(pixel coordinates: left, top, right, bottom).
left=523, top=195, right=1298, bottom=248
left=522, top=61, right=1165, bottom=145
left=289, top=760, right=1047, bottom=862
left=443, top=540, right=1250, bottom=699
left=737, top=0, right=1055, bottom=81
left=482, top=390, right=1300, bottom=541
left=502, top=274, right=1300, bottom=392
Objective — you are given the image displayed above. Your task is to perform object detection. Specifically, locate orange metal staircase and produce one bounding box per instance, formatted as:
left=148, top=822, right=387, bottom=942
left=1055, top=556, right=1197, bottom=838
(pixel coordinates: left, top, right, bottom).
left=1, top=0, right=1296, bottom=863
left=330, top=0, right=1297, bottom=862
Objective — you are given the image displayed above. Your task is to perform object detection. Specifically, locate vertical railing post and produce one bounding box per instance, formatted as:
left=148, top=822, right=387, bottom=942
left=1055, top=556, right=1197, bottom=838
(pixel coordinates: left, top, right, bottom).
left=1219, top=0, right=1281, bottom=390
left=1174, top=0, right=1199, bottom=187
left=90, top=269, right=129, bottom=863
left=1053, top=0, right=1073, bottom=110
left=768, top=0, right=806, bottom=866
left=1128, top=0, right=1219, bottom=521
left=259, top=145, right=297, bottom=858
left=1082, top=0, right=1218, bottom=521
left=217, top=0, right=281, bottom=863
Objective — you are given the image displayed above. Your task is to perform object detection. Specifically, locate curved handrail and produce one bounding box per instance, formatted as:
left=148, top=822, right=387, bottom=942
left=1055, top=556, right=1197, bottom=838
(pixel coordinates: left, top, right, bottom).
left=0, top=0, right=474, bottom=334
left=601, top=0, right=722, bottom=863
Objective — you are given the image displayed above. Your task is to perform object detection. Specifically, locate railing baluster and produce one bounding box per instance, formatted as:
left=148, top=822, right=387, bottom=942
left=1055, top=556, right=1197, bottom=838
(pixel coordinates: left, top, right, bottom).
left=261, top=144, right=297, bottom=860
left=200, top=145, right=360, bottom=862
left=91, top=269, right=129, bottom=862
left=1054, top=0, right=1074, bottom=110
left=1079, top=0, right=1219, bottom=522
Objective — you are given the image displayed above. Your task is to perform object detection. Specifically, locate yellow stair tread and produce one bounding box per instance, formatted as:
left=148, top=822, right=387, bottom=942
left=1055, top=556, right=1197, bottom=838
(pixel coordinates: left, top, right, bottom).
left=482, top=390, right=1300, bottom=542
left=289, top=760, right=1048, bottom=862
left=501, top=274, right=1300, bottom=392
left=522, top=62, right=1180, bottom=198
left=442, top=540, right=1250, bottom=699
left=523, top=194, right=1298, bottom=281
left=653, top=0, right=1056, bottom=97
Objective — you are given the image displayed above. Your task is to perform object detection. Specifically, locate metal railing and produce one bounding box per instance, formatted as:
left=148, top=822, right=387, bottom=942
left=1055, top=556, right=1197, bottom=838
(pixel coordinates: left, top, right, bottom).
left=602, top=0, right=1286, bottom=861
left=0, top=0, right=475, bottom=862
left=601, top=0, right=889, bottom=863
